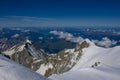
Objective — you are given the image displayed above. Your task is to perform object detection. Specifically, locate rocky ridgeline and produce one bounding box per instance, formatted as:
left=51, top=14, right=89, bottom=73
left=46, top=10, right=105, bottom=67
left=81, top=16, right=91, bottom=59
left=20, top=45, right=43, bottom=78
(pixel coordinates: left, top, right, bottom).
left=2, top=39, right=89, bottom=77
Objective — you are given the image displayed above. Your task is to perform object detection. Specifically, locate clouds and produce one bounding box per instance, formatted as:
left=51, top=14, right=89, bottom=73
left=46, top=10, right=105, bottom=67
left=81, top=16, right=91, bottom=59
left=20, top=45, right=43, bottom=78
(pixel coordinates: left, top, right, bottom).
left=12, top=34, right=19, bottom=38
left=92, top=37, right=117, bottom=48
left=50, top=30, right=84, bottom=43
left=38, top=37, right=43, bottom=40
left=50, top=30, right=117, bottom=48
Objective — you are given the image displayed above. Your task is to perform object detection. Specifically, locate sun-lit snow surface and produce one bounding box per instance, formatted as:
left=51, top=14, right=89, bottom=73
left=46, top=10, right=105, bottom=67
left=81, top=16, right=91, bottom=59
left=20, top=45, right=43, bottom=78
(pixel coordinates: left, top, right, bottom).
left=50, top=39, right=120, bottom=80
left=0, top=55, right=49, bottom=80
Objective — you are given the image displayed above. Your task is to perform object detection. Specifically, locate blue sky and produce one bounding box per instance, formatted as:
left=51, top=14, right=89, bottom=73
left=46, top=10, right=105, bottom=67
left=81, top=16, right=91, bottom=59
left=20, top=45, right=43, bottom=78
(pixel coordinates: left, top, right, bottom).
left=0, top=0, right=120, bottom=27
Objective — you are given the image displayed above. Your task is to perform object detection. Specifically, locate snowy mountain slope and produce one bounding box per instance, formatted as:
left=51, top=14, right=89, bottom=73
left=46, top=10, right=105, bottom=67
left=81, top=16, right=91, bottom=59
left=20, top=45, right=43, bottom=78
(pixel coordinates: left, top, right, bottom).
left=71, top=39, right=120, bottom=70
left=2, top=39, right=31, bottom=56
left=1, top=39, right=50, bottom=76
left=49, top=39, right=120, bottom=80
left=0, top=54, right=49, bottom=80
left=50, top=65, right=120, bottom=80
left=1, top=39, right=89, bottom=77
left=2, top=39, right=47, bottom=59
left=2, top=38, right=120, bottom=79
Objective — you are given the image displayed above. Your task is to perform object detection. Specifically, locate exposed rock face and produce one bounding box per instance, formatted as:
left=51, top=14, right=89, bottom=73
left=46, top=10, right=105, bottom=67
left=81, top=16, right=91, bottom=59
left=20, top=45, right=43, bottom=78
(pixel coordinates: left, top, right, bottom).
left=0, top=38, right=8, bottom=51
left=43, top=41, right=89, bottom=77
left=75, top=41, right=89, bottom=51
left=2, top=39, right=46, bottom=71
left=2, top=39, right=89, bottom=77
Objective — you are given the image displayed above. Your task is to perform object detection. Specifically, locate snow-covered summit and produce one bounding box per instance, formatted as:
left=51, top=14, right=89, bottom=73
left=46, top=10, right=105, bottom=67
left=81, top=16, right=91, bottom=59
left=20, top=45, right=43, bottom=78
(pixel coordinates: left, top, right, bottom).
left=25, top=39, right=32, bottom=44
left=50, top=40, right=120, bottom=80
left=84, top=38, right=95, bottom=46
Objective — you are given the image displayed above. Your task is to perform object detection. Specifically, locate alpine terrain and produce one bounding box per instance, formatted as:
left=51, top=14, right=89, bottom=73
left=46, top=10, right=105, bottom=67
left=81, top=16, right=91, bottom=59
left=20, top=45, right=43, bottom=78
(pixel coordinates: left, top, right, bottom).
left=1, top=38, right=120, bottom=80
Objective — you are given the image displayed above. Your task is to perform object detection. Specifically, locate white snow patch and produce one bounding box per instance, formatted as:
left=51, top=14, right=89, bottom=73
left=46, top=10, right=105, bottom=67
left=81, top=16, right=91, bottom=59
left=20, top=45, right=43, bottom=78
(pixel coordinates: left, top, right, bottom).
left=37, top=63, right=53, bottom=75
left=58, top=56, right=62, bottom=60
left=65, top=49, right=75, bottom=53
left=64, top=55, right=68, bottom=57
left=12, top=34, right=19, bottom=38
left=26, top=39, right=32, bottom=44
left=2, top=49, right=15, bottom=56
left=33, top=59, right=42, bottom=63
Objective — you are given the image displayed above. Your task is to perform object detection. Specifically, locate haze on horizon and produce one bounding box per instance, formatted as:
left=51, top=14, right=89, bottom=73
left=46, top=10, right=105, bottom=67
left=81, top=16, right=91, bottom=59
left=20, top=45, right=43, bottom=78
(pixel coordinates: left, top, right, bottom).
left=0, top=0, right=120, bottom=27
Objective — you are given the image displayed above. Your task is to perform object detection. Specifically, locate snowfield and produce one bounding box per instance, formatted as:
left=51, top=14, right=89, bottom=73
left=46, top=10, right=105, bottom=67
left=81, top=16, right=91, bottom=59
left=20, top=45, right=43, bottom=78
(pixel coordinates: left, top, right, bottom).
left=0, top=55, right=49, bottom=80
left=50, top=40, right=120, bottom=80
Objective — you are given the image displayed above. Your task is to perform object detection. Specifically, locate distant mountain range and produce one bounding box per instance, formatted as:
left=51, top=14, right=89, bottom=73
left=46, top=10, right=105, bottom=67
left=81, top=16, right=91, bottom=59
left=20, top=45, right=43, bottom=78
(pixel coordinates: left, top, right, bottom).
left=0, top=27, right=120, bottom=53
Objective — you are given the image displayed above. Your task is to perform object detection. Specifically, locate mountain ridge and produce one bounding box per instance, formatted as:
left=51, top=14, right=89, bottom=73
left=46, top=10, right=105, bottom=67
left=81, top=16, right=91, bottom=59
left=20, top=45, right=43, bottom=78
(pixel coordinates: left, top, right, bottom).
left=50, top=39, right=120, bottom=80
left=1, top=38, right=120, bottom=80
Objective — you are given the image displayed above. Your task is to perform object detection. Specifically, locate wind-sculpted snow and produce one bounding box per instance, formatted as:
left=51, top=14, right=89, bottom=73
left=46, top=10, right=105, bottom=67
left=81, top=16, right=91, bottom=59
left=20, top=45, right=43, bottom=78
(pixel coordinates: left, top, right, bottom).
left=0, top=55, right=49, bottom=80
left=50, top=40, right=120, bottom=80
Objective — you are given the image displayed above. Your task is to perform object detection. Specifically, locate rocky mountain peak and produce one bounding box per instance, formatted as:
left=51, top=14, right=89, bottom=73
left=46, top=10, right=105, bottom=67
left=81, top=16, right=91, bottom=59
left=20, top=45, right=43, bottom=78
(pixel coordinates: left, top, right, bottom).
left=75, top=40, right=89, bottom=51
left=1, top=39, right=92, bottom=77
left=25, top=39, right=32, bottom=44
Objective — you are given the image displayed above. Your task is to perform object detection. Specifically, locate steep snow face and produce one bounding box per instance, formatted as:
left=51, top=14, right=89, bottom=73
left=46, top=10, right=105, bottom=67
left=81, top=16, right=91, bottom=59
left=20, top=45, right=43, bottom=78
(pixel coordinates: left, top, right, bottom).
left=2, top=39, right=32, bottom=56
left=26, top=39, right=32, bottom=44
left=71, top=42, right=120, bottom=70
left=2, top=44, right=25, bottom=56
left=50, top=40, right=120, bottom=80
left=0, top=55, right=49, bottom=80
left=26, top=43, right=45, bottom=59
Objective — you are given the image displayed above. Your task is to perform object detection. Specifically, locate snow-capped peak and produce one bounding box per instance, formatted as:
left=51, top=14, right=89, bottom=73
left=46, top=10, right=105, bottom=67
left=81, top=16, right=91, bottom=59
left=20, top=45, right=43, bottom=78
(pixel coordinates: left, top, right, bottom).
left=2, top=39, right=32, bottom=56
left=84, top=38, right=95, bottom=46
left=2, top=43, right=25, bottom=56
left=25, top=39, right=32, bottom=44
left=50, top=41, right=120, bottom=80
